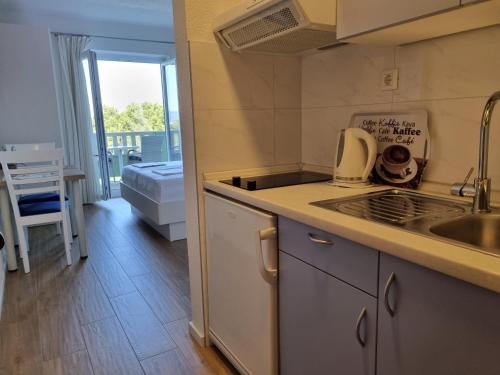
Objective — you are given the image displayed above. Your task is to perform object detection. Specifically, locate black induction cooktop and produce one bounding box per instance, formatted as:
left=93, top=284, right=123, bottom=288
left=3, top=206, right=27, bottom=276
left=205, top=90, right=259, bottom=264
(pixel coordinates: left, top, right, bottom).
left=221, top=171, right=332, bottom=191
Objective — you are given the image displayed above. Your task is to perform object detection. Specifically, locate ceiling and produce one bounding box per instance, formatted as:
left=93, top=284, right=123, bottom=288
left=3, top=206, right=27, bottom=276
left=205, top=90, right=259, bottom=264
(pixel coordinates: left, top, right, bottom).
left=0, top=0, right=173, bottom=27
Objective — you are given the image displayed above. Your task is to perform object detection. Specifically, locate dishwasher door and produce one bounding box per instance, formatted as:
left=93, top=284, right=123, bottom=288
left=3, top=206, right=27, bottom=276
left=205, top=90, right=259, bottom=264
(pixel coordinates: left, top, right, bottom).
left=205, top=192, right=278, bottom=375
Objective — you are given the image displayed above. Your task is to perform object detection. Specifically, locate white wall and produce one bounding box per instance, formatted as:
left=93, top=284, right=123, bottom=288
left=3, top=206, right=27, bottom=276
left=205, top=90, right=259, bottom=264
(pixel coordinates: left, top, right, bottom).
left=0, top=22, right=62, bottom=145
left=0, top=8, right=174, bottom=43
left=90, top=37, right=176, bottom=63
left=0, top=14, right=176, bottom=147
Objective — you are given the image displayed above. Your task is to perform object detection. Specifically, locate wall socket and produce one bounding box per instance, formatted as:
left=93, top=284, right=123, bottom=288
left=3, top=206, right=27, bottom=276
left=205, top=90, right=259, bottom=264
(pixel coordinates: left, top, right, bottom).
left=381, top=69, right=399, bottom=91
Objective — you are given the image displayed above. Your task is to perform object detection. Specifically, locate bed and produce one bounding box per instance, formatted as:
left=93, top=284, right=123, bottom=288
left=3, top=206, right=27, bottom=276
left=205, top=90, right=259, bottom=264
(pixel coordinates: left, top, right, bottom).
left=120, top=162, right=186, bottom=241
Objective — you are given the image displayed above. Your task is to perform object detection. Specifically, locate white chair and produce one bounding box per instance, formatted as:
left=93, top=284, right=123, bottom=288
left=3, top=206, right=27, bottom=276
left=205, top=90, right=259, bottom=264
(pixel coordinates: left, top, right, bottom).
left=2, top=142, right=56, bottom=151
left=0, top=149, right=72, bottom=273
left=141, top=135, right=166, bottom=163
left=1, top=142, right=71, bottom=238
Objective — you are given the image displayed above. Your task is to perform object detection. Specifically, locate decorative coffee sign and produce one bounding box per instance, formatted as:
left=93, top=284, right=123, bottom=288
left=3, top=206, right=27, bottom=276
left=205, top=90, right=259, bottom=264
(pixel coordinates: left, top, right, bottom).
left=350, top=111, right=429, bottom=189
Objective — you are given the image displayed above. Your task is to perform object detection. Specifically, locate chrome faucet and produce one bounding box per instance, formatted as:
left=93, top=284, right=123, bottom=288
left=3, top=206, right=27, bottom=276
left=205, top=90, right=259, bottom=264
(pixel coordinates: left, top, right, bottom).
left=451, top=91, right=500, bottom=213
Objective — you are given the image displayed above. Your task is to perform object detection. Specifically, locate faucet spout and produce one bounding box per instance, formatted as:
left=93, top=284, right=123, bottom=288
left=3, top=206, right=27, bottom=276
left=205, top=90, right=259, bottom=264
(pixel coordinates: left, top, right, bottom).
left=474, top=91, right=500, bottom=213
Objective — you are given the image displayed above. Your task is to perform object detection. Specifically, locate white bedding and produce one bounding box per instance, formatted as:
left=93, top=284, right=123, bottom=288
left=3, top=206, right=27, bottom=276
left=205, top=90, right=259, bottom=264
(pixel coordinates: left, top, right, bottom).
left=121, top=162, right=184, bottom=203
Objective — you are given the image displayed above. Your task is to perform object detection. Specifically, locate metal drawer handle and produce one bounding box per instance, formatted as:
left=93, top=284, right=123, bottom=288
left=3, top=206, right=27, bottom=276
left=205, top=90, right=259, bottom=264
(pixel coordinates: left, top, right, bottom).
left=384, top=272, right=396, bottom=317
left=308, top=233, right=333, bottom=246
left=355, top=307, right=367, bottom=347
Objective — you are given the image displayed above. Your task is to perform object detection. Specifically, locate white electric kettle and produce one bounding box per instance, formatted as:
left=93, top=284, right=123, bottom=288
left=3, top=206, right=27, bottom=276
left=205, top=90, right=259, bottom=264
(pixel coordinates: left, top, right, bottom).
left=333, top=128, right=377, bottom=187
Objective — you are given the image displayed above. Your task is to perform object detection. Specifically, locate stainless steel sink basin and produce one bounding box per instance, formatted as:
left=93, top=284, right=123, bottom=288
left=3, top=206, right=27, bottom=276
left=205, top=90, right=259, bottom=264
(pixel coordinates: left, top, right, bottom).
left=311, top=189, right=468, bottom=226
left=311, top=189, right=500, bottom=258
left=430, top=214, right=500, bottom=256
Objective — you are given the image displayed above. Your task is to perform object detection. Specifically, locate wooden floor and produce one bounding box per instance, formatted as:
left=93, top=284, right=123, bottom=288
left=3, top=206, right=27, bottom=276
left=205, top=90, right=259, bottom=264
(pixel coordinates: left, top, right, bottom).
left=0, top=198, right=237, bottom=375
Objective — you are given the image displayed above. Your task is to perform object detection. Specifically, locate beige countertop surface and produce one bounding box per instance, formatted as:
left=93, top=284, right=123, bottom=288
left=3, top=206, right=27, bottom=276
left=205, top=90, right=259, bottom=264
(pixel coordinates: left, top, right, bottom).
left=204, top=178, right=500, bottom=294
left=0, top=167, right=85, bottom=187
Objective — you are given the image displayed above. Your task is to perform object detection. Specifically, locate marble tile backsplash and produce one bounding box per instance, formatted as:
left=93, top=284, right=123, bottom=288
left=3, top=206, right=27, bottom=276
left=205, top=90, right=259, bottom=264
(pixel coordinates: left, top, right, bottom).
left=190, top=41, right=302, bottom=174
left=302, top=25, right=500, bottom=189
left=302, top=44, right=395, bottom=108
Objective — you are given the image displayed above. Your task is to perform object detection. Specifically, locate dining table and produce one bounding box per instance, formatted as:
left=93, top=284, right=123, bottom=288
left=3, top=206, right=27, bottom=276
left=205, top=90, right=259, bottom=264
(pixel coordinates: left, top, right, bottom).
left=0, top=167, right=88, bottom=271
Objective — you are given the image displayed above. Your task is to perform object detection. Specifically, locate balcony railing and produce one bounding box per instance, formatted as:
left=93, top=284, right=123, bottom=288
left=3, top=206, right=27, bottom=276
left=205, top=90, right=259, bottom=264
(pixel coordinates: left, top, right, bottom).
left=106, top=130, right=182, bottom=179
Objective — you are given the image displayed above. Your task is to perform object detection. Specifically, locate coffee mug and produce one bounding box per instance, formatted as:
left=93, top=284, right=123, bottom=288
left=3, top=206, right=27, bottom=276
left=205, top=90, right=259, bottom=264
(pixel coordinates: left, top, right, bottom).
left=382, top=145, right=412, bottom=177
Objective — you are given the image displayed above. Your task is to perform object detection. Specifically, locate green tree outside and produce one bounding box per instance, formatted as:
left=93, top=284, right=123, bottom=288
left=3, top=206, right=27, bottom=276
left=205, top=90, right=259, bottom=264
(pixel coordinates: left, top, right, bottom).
left=103, top=102, right=166, bottom=133
left=102, top=102, right=181, bottom=159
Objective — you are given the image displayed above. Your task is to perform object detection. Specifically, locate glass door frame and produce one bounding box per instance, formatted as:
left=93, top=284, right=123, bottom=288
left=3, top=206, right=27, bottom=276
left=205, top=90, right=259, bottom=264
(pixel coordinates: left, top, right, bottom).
left=161, top=60, right=182, bottom=161
left=160, top=62, right=174, bottom=162
left=85, top=50, right=112, bottom=200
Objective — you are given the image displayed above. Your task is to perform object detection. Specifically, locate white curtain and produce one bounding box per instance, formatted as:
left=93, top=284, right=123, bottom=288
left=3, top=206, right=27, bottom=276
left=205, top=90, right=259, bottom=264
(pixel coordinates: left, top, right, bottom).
left=54, top=35, right=101, bottom=203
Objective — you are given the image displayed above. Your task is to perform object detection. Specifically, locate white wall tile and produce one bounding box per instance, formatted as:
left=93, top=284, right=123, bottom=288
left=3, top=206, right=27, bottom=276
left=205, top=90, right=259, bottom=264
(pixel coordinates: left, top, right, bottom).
left=274, top=56, right=302, bottom=109
left=274, top=109, right=301, bottom=165
left=393, top=98, right=500, bottom=189
left=302, top=104, right=392, bottom=168
left=190, top=40, right=302, bottom=174
left=190, top=41, right=274, bottom=111
left=302, top=44, right=395, bottom=109
left=394, top=25, right=500, bottom=102
left=195, top=109, right=275, bottom=172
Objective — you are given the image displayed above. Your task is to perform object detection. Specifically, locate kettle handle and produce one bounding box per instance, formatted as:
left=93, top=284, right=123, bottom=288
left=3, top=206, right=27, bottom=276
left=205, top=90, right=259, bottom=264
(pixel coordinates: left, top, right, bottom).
left=356, top=129, right=378, bottom=181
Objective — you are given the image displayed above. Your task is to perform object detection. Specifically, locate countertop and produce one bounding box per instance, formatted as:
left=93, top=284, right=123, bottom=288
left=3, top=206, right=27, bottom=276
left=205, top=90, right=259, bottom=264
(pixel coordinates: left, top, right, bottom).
left=204, top=178, right=500, bottom=294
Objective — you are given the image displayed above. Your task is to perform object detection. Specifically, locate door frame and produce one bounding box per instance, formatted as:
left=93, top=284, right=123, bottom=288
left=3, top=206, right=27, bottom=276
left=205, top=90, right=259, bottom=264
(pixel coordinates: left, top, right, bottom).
left=86, top=50, right=112, bottom=200
left=84, top=53, right=178, bottom=199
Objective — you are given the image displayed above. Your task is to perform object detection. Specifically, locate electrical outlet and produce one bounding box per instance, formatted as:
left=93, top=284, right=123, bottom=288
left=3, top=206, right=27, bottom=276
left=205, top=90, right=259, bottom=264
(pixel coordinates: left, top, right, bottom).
left=381, top=69, right=399, bottom=91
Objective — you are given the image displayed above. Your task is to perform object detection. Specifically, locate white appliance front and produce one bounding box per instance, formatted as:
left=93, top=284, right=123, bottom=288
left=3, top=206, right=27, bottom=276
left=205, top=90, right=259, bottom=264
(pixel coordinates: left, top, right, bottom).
left=205, top=192, right=278, bottom=375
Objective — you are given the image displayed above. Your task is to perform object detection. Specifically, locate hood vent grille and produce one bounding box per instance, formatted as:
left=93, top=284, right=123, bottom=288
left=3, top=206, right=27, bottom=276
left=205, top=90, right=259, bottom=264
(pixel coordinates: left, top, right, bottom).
left=227, top=7, right=299, bottom=48
left=214, top=0, right=339, bottom=54
left=244, top=28, right=339, bottom=54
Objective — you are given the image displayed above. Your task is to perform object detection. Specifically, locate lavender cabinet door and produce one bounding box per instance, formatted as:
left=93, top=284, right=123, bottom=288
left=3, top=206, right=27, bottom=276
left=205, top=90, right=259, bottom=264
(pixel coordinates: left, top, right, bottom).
left=378, top=253, right=500, bottom=375
left=279, top=251, right=376, bottom=375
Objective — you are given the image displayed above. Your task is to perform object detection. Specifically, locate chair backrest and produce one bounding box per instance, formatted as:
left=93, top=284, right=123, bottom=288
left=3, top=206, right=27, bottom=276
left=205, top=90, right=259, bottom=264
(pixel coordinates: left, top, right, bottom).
left=141, top=135, right=166, bottom=163
left=2, top=142, right=56, bottom=152
left=0, top=149, right=65, bottom=220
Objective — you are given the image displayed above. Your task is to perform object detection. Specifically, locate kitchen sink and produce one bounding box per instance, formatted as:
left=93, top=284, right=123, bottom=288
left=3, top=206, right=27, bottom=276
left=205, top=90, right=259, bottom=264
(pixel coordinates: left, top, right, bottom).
left=311, top=189, right=500, bottom=258
left=430, top=214, right=500, bottom=256
left=311, top=189, right=468, bottom=226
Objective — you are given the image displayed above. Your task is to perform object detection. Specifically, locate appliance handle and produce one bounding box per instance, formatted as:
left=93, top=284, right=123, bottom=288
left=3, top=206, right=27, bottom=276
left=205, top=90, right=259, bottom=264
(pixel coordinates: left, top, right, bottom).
left=258, top=227, right=278, bottom=285
left=357, top=129, right=378, bottom=181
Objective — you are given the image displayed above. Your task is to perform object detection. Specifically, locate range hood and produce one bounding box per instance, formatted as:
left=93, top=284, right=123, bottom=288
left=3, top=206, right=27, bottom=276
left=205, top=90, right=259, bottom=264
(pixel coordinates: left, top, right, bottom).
left=213, top=0, right=339, bottom=54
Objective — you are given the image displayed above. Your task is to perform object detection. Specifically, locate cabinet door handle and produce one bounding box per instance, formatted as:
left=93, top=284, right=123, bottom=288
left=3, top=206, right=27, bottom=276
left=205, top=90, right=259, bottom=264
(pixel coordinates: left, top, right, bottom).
left=383, top=272, right=396, bottom=317
left=355, top=307, right=367, bottom=347
left=308, top=233, right=333, bottom=246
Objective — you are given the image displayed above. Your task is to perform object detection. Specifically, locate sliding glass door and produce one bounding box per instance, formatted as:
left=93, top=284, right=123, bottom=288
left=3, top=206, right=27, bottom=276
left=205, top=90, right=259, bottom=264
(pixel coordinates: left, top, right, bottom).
left=83, top=53, right=181, bottom=199
left=162, top=62, right=182, bottom=162
left=82, top=53, right=110, bottom=200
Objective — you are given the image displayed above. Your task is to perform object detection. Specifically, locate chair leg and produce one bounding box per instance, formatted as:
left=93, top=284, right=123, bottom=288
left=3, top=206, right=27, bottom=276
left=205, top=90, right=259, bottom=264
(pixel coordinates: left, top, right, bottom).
left=17, top=225, right=30, bottom=273
left=62, top=215, right=72, bottom=266
left=65, top=210, right=73, bottom=243
left=56, top=222, right=62, bottom=235
left=23, top=227, right=30, bottom=253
